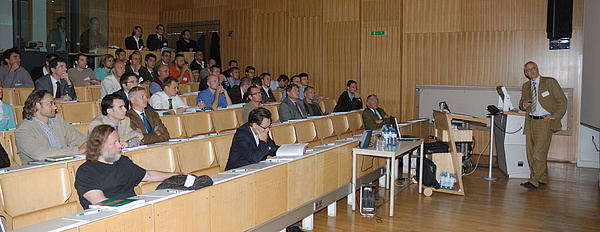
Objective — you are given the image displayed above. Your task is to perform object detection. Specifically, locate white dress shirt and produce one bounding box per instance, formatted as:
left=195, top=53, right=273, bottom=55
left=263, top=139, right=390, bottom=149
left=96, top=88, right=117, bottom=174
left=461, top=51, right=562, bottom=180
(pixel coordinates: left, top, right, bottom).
left=148, top=91, right=189, bottom=110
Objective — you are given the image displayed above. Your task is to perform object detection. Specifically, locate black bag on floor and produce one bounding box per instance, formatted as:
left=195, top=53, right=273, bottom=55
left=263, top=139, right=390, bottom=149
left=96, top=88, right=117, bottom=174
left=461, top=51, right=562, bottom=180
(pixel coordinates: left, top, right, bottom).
left=423, top=141, right=449, bottom=154
left=416, top=157, right=440, bottom=189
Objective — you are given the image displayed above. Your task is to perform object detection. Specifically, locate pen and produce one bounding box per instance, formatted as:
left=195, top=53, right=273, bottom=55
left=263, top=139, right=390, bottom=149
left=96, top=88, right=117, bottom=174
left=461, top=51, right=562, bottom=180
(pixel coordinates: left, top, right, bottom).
left=230, top=169, right=247, bottom=172
left=77, top=209, right=100, bottom=216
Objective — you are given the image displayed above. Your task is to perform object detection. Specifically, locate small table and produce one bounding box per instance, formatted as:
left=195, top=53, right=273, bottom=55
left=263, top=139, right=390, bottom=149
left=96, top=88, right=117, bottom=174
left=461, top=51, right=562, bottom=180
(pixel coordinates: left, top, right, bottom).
left=351, top=139, right=424, bottom=217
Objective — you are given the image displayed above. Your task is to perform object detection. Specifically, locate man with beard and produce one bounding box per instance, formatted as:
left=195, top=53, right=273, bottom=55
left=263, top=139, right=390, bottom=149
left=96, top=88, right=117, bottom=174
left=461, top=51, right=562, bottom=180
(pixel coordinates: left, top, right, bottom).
left=75, top=124, right=179, bottom=209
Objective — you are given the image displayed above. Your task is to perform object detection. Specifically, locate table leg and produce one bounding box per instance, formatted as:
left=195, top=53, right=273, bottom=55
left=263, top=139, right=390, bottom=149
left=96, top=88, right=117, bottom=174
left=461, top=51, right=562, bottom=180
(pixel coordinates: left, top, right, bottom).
left=419, top=143, right=424, bottom=194
left=352, top=150, right=357, bottom=211
left=390, top=156, right=396, bottom=217
left=386, top=159, right=390, bottom=190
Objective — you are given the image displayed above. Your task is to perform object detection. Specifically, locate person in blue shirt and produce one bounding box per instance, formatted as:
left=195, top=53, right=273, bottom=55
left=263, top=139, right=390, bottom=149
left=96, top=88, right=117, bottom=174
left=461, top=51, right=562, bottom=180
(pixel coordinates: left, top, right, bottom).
left=196, top=75, right=232, bottom=110
left=0, top=81, right=16, bottom=130
left=93, top=54, right=114, bottom=81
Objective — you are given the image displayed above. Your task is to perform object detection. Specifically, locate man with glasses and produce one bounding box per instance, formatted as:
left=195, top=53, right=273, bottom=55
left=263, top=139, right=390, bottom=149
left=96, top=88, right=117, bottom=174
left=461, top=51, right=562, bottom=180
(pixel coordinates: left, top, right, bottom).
left=112, top=73, right=139, bottom=110
left=149, top=76, right=205, bottom=115
left=242, top=86, right=262, bottom=123
left=225, top=107, right=279, bottom=170
left=15, top=90, right=87, bottom=164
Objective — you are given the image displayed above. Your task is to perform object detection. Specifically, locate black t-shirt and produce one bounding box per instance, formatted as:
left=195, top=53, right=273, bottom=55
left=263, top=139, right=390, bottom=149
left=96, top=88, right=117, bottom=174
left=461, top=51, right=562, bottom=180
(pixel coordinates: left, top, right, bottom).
left=75, top=156, right=146, bottom=209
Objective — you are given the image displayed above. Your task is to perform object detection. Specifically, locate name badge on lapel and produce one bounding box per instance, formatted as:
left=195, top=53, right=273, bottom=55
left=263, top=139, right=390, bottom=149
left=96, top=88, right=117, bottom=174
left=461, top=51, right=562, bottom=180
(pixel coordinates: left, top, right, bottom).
left=541, top=91, right=550, bottom=98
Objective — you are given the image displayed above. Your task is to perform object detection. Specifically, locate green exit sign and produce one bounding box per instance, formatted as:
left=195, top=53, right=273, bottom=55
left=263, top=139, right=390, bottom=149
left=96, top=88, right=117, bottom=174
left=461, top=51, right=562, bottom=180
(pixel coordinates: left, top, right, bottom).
left=371, top=31, right=387, bottom=36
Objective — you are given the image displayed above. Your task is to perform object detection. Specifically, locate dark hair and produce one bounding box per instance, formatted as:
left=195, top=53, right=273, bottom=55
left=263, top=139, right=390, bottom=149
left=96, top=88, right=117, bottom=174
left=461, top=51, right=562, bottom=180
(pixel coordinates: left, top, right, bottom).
left=246, top=86, right=259, bottom=101
left=131, top=26, right=142, bottom=36
left=115, top=48, right=126, bottom=57
left=258, top=73, right=271, bottom=80
left=23, top=90, right=51, bottom=120
left=163, top=76, right=179, bottom=88
left=161, top=50, right=171, bottom=56
left=49, top=57, right=66, bottom=74
left=179, top=29, right=191, bottom=41
left=45, top=53, right=60, bottom=63
left=87, top=125, right=116, bottom=162
left=128, top=51, right=141, bottom=61
left=347, top=80, right=357, bottom=87
left=251, top=77, right=262, bottom=86
left=101, top=93, right=126, bottom=115
left=286, top=83, right=299, bottom=93
left=99, top=54, right=114, bottom=68
left=245, top=66, right=255, bottom=73
left=240, top=77, right=252, bottom=87
left=57, top=17, right=65, bottom=23
left=208, top=57, right=216, bottom=63
left=128, top=86, right=146, bottom=98
left=89, top=17, right=99, bottom=24
left=75, top=53, right=87, bottom=61
left=305, top=86, right=315, bottom=92
left=145, top=53, right=156, bottom=62
left=248, top=107, right=272, bottom=126
left=156, top=24, right=164, bottom=30
left=174, top=54, right=185, bottom=60
left=2, top=48, right=20, bottom=65
left=277, top=74, right=289, bottom=82
left=228, top=60, right=238, bottom=66
left=299, top=73, right=309, bottom=78
left=120, top=73, right=138, bottom=86
left=366, top=94, right=377, bottom=102
left=209, top=65, right=221, bottom=73
left=230, top=67, right=240, bottom=72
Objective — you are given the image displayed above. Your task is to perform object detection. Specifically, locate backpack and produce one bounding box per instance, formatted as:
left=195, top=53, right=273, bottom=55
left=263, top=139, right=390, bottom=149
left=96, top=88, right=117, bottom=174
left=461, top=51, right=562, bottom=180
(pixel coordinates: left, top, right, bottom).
left=415, top=157, right=440, bottom=189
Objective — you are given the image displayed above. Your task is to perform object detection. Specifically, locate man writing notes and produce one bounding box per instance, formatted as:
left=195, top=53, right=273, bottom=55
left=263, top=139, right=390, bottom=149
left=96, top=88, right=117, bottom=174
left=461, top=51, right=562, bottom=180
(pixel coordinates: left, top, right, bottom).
left=363, top=94, right=392, bottom=130
left=518, top=61, right=567, bottom=190
left=333, top=80, right=362, bottom=112
left=75, top=125, right=179, bottom=209
left=225, top=107, right=279, bottom=170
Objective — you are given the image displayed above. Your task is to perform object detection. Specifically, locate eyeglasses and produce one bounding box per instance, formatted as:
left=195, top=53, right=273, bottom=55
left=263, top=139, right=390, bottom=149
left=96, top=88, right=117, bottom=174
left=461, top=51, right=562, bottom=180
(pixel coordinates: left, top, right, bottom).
left=258, top=123, right=272, bottom=130
left=127, top=80, right=139, bottom=84
left=40, top=101, right=56, bottom=106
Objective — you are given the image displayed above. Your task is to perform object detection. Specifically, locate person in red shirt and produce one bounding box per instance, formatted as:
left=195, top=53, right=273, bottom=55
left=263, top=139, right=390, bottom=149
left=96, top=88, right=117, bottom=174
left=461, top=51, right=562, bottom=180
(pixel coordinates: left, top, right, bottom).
left=168, top=54, right=192, bottom=84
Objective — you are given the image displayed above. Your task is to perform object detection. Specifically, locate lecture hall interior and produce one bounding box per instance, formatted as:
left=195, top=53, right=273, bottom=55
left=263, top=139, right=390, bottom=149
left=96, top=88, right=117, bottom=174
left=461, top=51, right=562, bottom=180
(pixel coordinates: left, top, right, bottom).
left=0, top=0, right=599, bottom=231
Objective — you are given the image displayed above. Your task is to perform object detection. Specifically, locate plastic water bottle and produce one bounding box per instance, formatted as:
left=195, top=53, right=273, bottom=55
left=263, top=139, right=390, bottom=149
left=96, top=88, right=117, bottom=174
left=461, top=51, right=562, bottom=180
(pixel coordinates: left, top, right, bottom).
left=440, top=172, right=448, bottom=189
left=448, top=173, right=455, bottom=190
left=391, top=128, right=398, bottom=147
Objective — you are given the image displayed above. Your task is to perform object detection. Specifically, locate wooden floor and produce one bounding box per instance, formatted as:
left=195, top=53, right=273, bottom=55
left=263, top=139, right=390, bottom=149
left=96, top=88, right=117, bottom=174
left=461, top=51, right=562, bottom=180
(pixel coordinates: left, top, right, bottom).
left=312, top=162, right=600, bottom=231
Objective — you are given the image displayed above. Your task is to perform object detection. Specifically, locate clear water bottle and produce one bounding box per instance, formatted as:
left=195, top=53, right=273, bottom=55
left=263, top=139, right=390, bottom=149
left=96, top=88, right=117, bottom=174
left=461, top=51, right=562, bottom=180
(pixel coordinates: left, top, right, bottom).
left=440, top=172, right=448, bottom=189
left=448, top=173, right=455, bottom=190
left=391, top=127, right=398, bottom=147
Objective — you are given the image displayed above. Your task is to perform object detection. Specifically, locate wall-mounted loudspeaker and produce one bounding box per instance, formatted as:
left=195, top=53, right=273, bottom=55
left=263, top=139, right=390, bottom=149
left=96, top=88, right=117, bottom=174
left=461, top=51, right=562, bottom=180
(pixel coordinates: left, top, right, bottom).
left=547, top=0, right=573, bottom=39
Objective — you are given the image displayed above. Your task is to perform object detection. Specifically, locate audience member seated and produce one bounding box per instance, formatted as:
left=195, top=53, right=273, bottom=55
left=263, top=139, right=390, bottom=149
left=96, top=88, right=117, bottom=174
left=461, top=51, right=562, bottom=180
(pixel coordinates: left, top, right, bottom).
left=223, top=60, right=238, bottom=78
left=242, top=86, right=262, bottom=124
left=198, top=58, right=217, bottom=84
left=363, top=94, right=392, bottom=130
left=80, top=17, right=107, bottom=52
left=0, top=81, right=16, bottom=130
left=199, top=63, right=225, bottom=91
left=136, top=53, right=157, bottom=84
left=100, top=61, right=126, bottom=99
left=47, top=17, right=66, bottom=52
left=125, top=26, right=149, bottom=51
left=31, top=53, right=60, bottom=82
left=68, top=53, right=100, bottom=86
left=146, top=24, right=168, bottom=51
left=333, top=80, right=363, bottom=112
left=176, top=29, right=200, bottom=52
left=197, top=75, right=232, bottom=111
left=244, top=66, right=256, bottom=79
left=271, top=74, right=289, bottom=91
left=154, top=50, right=172, bottom=74
left=229, top=77, right=251, bottom=104
left=149, top=64, right=169, bottom=95
left=126, top=87, right=169, bottom=144
left=259, top=73, right=276, bottom=103
left=35, top=57, right=77, bottom=101
left=93, top=54, right=114, bottom=81
left=114, top=48, right=127, bottom=63
left=0, top=48, right=34, bottom=88
left=225, top=107, right=279, bottom=170
left=279, top=84, right=308, bottom=122
left=169, top=54, right=193, bottom=84
left=112, top=73, right=139, bottom=110
left=190, top=50, right=206, bottom=74
left=89, top=93, right=143, bottom=147
left=15, top=90, right=87, bottom=163
left=150, top=76, right=205, bottom=114
left=302, top=86, right=323, bottom=116
left=226, top=67, right=241, bottom=87
left=299, top=73, right=322, bottom=101
left=282, top=75, right=302, bottom=100
left=75, top=125, right=179, bottom=209
left=126, top=51, right=152, bottom=84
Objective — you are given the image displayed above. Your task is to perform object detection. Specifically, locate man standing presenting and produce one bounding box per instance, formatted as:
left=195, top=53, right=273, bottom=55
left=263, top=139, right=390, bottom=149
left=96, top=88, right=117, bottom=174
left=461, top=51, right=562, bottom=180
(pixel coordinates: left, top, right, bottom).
left=35, top=57, right=77, bottom=101
left=363, top=94, right=392, bottom=130
left=518, top=61, right=567, bottom=190
left=75, top=125, right=179, bottom=209
left=333, top=80, right=362, bottom=112
left=127, top=87, right=170, bottom=144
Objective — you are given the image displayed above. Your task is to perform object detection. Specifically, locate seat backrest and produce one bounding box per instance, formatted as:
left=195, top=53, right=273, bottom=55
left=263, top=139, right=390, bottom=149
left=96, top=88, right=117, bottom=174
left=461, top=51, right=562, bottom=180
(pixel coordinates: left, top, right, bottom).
left=178, top=83, right=192, bottom=94
left=346, top=111, right=364, bottom=132
left=331, top=115, right=349, bottom=136
left=210, top=109, right=238, bottom=133
left=181, top=112, right=214, bottom=136
left=11, top=105, right=24, bottom=125
left=313, top=117, right=334, bottom=140
left=262, top=104, right=280, bottom=123
left=71, top=123, right=90, bottom=138
left=233, top=108, right=244, bottom=127
left=2, top=88, right=17, bottom=105
left=293, top=121, right=317, bottom=143
left=269, top=124, right=297, bottom=145
left=14, top=88, right=34, bottom=105
left=73, top=86, right=90, bottom=102
left=126, top=146, right=179, bottom=194
left=88, top=85, right=102, bottom=101
left=179, top=95, right=198, bottom=107
left=58, top=102, right=98, bottom=124
left=160, top=114, right=186, bottom=138
left=172, top=139, right=219, bottom=175
left=322, top=99, right=337, bottom=114
left=210, top=133, right=235, bottom=171
left=188, top=83, right=200, bottom=92
left=272, top=90, right=283, bottom=102
left=1, top=131, right=19, bottom=166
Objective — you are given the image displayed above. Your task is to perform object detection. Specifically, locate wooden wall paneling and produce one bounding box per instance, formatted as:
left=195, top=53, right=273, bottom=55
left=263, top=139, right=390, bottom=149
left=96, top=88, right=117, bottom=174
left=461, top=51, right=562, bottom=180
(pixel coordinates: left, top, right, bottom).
left=254, top=12, right=287, bottom=76
left=402, top=0, right=461, bottom=33
left=108, top=0, right=161, bottom=48
left=253, top=164, right=288, bottom=225
left=288, top=156, right=316, bottom=210
left=210, top=174, right=254, bottom=232
left=287, top=16, right=323, bottom=92
left=223, top=8, right=255, bottom=70
left=153, top=188, right=211, bottom=232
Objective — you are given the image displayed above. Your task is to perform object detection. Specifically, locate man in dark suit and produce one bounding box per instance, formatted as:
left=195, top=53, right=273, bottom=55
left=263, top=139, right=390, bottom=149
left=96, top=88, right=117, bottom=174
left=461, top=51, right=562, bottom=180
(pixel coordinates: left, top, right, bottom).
left=47, top=17, right=66, bottom=52
left=259, top=73, right=276, bottom=103
left=190, top=50, right=206, bottom=74
left=146, top=24, right=168, bottom=51
left=34, top=57, right=76, bottom=101
left=279, top=84, right=308, bottom=122
left=138, top=53, right=157, bottom=84
left=125, top=26, right=148, bottom=51
left=518, top=61, right=567, bottom=190
left=30, top=53, right=59, bottom=83
left=333, top=80, right=362, bottom=112
left=225, top=107, right=279, bottom=170
left=112, top=73, right=139, bottom=110
left=362, top=94, right=392, bottom=130
left=126, top=87, right=169, bottom=144
left=228, top=77, right=252, bottom=104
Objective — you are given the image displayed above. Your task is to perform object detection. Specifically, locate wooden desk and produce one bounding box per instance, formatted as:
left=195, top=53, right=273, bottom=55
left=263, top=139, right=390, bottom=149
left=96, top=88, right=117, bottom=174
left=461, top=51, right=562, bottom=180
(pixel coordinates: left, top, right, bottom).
left=351, top=139, right=424, bottom=217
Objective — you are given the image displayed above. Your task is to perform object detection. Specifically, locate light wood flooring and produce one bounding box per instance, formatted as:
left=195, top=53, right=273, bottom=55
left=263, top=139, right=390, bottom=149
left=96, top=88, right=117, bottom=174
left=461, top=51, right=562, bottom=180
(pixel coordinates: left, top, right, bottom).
left=312, top=162, right=600, bottom=231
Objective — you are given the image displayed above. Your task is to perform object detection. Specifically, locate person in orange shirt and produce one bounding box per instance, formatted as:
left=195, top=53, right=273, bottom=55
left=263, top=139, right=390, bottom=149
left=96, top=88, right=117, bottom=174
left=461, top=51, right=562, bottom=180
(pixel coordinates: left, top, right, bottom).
left=169, top=54, right=192, bottom=84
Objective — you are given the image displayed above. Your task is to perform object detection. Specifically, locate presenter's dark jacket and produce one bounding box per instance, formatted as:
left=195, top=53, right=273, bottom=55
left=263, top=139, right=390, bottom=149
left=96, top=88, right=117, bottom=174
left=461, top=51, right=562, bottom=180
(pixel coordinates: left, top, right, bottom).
left=362, top=107, right=392, bottom=130
left=125, top=36, right=144, bottom=50
left=126, top=109, right=170, bottom=144
left=225, top=123, right=279, bottom=170
left=518, top=76, right=567, bottom=132
left=34, top=74, right=77, bottom=100
left=146, top=34, right=168, bottom=51
left=333, top=90, right=362, bottom=112
left=228, top=85, right=247, bottom=104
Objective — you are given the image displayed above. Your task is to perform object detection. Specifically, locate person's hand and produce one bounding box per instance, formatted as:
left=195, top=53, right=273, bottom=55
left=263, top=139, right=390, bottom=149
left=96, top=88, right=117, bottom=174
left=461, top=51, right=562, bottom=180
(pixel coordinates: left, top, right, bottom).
left=192, top=69, right=199, bottom=74
left=216, top=85, right=226, bottom=94
left=543, top=114, right=556, bottom=122
left=384, top=115, right=391, bottom=118
left=8, top=63, right=19, bottom=72
left=166, top=109, right=176, bottom=115
left=375, top=119, right=384, bottom=124
left=524, top=100, right=532, bottom=108
left=316, top=96, right=325, bottom=102
left=189, top=48, right=194, bottom=52
left=197, top=101, right=206, bottom=109
left=136, top=132, right=144, bottom=140
left=354, top=91, right=361, bottom=99
left=219, top=74, right=227, bottom=83
left=182, top=64, right=191, bottom=72
left=120, top=141, right=130, bottom=148
left=58, top=95, right=72, bottom=102
left=135, top=128, right=143, bottom=135
left=258, top=128, right=269, bottom=142
left=78, top=142, right=87, bottom=155
left=142, top=47, right=149, bottom=51
left=176, top=108, right=185, bottom=114
left=154, top=130, right=162, bottom=136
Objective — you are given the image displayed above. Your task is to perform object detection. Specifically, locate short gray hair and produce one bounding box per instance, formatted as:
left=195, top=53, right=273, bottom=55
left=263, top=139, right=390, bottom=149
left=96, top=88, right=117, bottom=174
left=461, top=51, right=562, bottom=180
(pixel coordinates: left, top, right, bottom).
left=523, top=61, right=538, bottom=72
